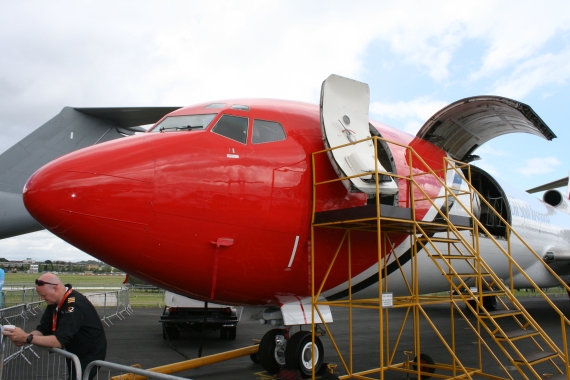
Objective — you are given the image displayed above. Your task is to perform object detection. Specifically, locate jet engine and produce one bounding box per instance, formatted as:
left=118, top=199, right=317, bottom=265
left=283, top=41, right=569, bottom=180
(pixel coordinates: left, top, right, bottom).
left=543, top=190, right=570, bottom=215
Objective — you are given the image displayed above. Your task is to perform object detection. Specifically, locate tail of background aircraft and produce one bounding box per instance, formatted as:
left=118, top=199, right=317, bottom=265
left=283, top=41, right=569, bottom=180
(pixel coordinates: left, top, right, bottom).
left=0, top=106, right=180, bottom=239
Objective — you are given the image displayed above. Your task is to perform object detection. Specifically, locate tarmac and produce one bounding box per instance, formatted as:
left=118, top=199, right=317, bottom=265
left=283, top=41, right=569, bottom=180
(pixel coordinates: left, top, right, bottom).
left=22, top=296, right=570, bottom=379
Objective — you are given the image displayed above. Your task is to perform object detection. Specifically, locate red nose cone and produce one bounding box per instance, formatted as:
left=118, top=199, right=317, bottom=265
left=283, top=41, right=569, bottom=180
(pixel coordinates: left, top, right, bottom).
left=23, top=136, right=154, bottom=269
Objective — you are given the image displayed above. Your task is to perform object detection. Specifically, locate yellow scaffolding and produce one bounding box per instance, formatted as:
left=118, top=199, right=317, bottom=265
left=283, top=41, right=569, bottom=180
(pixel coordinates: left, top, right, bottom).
left=311, top=136, right=570, bottom=379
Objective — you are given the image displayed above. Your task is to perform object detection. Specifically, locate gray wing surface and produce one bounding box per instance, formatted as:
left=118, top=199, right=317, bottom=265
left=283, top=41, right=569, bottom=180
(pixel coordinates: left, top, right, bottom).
left=0, top=106, right=180, bottom=239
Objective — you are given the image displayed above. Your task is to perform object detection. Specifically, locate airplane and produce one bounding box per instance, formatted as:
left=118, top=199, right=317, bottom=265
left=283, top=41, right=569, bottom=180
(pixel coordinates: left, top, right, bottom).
left=18, top=74, right=570, bottom=376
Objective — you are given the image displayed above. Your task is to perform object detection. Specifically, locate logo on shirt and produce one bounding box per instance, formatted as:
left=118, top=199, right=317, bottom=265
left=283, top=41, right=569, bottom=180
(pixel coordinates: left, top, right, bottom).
left=66, top=306, right=75, bottom=313
left=68, top=297, right=75, bottom=303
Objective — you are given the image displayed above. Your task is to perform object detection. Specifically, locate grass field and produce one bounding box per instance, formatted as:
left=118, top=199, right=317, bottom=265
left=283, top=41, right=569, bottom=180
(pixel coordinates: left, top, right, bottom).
left=5, top=273, right=566, bottom=308
left=3, top=273, right=165, bottom=308
left=4, top=272, right=126, bottom=287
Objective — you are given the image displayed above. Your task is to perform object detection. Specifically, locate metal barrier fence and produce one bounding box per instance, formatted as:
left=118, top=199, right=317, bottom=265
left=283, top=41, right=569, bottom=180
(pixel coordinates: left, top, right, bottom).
left=1, top=346, right=81, bottom=380
left=1, top=288, right=132, bottom=328
left=0, top=305, right=27, bottom=330
left=85, top=361, right=189, bottom=380
left=84, top=291, right=132, bottom=327
left=1, top=288, right=43, bottom=308
left=0, top=288, right=133, bottom=380
left=0, top=347, right=189, bottom=380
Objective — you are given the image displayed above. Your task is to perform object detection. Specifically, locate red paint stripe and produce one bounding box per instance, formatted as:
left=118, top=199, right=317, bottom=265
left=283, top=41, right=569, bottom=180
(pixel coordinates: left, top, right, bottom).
left=296, top=296, right=307, bottom=324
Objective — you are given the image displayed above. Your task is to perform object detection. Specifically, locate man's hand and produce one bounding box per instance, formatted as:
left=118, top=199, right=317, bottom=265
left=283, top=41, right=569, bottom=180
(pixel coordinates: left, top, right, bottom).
left=2, top=326, right=29, bottom=347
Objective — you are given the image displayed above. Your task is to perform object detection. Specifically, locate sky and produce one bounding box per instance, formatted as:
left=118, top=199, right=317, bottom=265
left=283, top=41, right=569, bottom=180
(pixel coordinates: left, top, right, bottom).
left=1, top=1, right=569, bottom=262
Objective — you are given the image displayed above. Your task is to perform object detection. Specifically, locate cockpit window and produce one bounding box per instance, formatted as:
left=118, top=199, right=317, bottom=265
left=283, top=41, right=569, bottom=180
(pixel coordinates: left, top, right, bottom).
left=231, top=104, right=250, bottom=111
left=205, top=103, right=226, bottom=109
left=211, top=115, right=248, bottom=144
left=149, top=114, right=216, bottom=133
left=252, top=119, right=286, bottom=144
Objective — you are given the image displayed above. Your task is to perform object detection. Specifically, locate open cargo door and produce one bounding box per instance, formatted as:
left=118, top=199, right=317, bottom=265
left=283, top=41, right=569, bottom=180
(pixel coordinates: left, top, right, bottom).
left=320, top=74, right=397, bottom=196
left=415, top=96, right=556, bottom=163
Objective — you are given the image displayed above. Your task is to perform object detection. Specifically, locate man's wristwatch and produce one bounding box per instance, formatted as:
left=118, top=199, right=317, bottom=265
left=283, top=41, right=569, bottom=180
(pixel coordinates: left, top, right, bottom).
left=26, top=334, right=34, bottom=344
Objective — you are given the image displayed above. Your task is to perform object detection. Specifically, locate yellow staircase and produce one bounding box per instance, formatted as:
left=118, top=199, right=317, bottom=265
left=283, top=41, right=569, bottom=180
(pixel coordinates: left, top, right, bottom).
left=310, top=136, right=570, bottom=379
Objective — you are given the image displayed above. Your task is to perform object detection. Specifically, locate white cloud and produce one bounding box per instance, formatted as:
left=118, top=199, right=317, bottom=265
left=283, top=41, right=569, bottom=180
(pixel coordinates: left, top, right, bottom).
left=469, top=3, right=570, bottom=80
left=1, top=1, right=569, bottom=146
left=370, top=98, right=448, bottom=134
left=490, top=50, right=570, bottom=99
left=514, top=156, right=561, bottom=177
left=474, top=162, right=500, bottom=177
left=474, top=145, right=510, bottom=158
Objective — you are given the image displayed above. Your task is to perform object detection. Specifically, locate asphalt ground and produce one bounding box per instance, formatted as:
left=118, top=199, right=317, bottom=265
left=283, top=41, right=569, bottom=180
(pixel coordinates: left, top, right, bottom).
left=19, top=296, right=570, bottom=379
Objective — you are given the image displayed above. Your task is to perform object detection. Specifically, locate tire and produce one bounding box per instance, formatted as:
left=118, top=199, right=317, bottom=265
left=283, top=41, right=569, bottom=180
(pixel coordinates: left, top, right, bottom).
left=258, top=329, right=286, bottom=374
left=164, top=324, right=180, bottom=340
left=284, top=331, right=324, bottom=378
left=220, top=326, right=237, bottom=340
left=228, top=327, right=237, bottom=340
left=483, top=295, right=497, bottom=311
left=413, top=353, right=435, bottom=379
left=250, top=352, right=260, bottom=363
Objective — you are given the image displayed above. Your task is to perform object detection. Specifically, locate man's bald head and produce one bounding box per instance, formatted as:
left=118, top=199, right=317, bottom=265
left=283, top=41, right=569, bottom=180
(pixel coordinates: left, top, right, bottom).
left=36, top=273, right=66, bottom=305
left=38, top=273, right=63, bottom=286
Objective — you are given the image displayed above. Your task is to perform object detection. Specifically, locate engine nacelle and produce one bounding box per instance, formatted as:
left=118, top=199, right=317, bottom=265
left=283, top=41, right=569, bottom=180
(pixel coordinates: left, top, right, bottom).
left=543, top=190, right=570, bottom=215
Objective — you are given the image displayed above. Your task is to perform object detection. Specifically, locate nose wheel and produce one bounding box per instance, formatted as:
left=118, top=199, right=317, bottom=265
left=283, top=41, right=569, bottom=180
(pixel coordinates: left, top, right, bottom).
left=258, top=329, right=287, bottom=374
left=285, top=331, right=324, bottom=377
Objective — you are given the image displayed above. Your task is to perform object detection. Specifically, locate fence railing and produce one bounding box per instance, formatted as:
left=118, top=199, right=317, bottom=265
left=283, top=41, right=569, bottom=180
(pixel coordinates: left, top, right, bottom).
left=1, top=346, right=82, bottom=380
left=84, top=290, right=132, bottom=327
left=85, top=360, right=189, bottom=380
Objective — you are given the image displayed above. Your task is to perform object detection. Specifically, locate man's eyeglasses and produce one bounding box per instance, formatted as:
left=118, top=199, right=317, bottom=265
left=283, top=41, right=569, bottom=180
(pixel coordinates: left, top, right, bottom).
left=35, top=279, right=57, bottom=286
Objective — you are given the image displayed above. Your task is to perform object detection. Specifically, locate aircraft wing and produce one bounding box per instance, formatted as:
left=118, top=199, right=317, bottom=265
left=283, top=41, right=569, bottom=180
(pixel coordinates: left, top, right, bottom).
left=526, top=176, right=569, bottom=194
left=0, top=106, right=181, bottom=239
left=415, top=96, right=556, bottom=162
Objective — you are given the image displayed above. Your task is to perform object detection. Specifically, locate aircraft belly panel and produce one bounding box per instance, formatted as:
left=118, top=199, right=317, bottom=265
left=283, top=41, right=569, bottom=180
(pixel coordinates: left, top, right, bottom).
left=137, top=211, right=312, bottom=305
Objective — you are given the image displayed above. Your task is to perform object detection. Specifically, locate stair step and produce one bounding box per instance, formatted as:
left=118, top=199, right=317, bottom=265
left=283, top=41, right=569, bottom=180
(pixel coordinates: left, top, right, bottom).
left=432, top=255, right=476, bottom=259
left=418, top=237, right=461, bottom=243
left=542, top=374, right=566, bottom=379
left=495, top=329, right=539, bottom=340
left=514, top=350, right=557, bottom=364
left=468, top=290, right=505, bottom=297
left=479, top=310, right=521, bottom=318
left=451, top=289, right=503, bottom=297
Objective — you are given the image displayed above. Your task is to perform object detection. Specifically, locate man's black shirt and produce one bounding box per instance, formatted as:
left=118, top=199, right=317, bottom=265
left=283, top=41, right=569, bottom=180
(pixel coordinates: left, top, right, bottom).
left=36, top=285, right=107, bottom=371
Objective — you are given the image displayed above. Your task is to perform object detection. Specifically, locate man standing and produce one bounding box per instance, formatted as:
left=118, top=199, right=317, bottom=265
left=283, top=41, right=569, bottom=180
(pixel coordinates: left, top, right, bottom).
left=2, top=273, right=107, bottom=379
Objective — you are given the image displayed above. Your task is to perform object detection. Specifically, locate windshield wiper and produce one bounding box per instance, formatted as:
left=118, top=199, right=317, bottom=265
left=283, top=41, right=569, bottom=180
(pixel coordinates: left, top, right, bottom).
left=159, top=125, right=204, bottom=132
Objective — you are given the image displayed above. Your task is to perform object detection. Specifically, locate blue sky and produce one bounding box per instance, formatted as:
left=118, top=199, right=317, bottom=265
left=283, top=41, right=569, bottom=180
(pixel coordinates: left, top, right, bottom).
left=0, top=1, right=569, bottom=261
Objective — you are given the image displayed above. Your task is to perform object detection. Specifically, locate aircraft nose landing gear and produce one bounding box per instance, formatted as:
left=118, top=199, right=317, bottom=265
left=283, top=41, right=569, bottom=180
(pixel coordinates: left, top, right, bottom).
left=258, top=329, right=325, bottom=377
left=258, top=328, right=287, bottom=373
left=285, top=331, right=324, bottom=377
